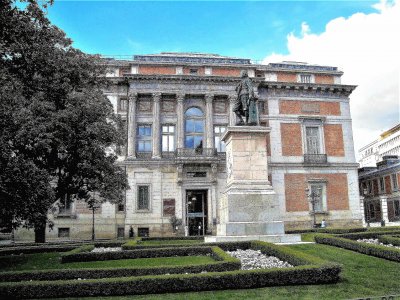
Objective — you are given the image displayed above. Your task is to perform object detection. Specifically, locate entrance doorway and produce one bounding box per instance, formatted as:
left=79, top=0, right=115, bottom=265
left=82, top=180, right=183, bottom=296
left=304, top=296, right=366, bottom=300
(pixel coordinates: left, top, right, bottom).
left=186, top=190, right=208, bottom=236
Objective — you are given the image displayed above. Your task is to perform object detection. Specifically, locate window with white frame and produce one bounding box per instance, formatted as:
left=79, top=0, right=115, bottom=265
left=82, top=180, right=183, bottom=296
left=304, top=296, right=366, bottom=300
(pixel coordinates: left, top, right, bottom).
left=379, top=177, right=385, bottom=193
left=391, top=173, right=398, bottom=191
left=119, top=98, right=128, bottom=112
left=137, top=185, right=150, bottom=210
left=308, top=182, right=327, bottom=212
left=137, top=125, right=152, bottom=152
left=214, top=125, right=227, bottom=152
left=162, top=125, right=175, bottom=152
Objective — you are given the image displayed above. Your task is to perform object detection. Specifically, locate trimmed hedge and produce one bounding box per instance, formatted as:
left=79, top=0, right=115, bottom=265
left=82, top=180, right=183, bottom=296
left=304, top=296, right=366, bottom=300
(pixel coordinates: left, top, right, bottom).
left=141, top=237, right=204, bottom=241
left=0, top=240, right=124, bottom=256
left=0, top=240, right=341, bottom=299
left=122, top=240, right=252, bottom=251
left=378, top=235, right=400, bottom=247
left=314, top=233, right=400, bottom=262
left=338, top=230, right=400, bottom=240
left=0, top=247, right=241, bottom=282
left=61, top=246, right=215, bottom=263
left=286, top=227, right=367, bottom=235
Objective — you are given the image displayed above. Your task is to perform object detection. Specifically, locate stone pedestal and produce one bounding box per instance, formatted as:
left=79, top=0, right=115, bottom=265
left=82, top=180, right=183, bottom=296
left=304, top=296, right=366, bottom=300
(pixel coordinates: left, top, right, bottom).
left=205, top=126, right=300, bottom=244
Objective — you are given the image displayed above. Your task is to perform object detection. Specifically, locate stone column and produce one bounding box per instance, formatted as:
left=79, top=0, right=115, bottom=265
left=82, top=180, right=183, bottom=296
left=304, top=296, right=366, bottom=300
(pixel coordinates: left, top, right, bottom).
left=152, top=92, right=161, bottom=159
left=127, top=92, right=137, bottom=158
left=228, top=94, right=236, bottom=126
left=205, top=94, right=214, bottom=149
left=380, top=195, right=389, bottom=223
left=176, top=94, right=185, bottom=149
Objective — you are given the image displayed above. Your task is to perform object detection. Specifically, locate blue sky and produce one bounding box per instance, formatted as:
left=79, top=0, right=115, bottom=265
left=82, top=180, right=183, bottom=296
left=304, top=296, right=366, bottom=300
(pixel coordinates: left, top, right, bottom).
left=46, top=1, right=375, bottom=60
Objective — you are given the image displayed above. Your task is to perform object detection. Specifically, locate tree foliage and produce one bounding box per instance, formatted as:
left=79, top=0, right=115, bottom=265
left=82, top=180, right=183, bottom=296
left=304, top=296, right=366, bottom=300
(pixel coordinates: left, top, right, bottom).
left=0, top=0, right=128, bottom=236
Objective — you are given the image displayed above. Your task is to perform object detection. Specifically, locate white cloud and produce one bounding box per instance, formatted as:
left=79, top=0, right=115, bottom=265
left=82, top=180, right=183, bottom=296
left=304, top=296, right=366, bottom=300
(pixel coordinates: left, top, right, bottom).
left=263, top=0, right=400, bottom=159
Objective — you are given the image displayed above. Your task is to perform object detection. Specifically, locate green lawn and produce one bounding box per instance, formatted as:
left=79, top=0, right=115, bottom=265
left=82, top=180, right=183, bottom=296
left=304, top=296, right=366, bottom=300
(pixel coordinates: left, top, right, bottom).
left=61, top=243, right=400, bottom=300
left=0, top=253, right=216, bottom=272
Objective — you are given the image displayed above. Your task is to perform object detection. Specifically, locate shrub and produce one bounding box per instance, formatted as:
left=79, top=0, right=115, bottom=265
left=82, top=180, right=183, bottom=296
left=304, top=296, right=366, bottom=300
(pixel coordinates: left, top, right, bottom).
left=122, top=240, right=251, bottom=251
left=286, top=227, right=367, bottom=235
left=338, top=230, right=400, bottom=240
left=0, top=247, right=240, bottom=282
left=314, top=233, right=400, bottom=262
left=141, top=236, right=203, bottom=241
left=377, top=235, right=400, bottom=246
left=61, top=246, right=215, bottom=263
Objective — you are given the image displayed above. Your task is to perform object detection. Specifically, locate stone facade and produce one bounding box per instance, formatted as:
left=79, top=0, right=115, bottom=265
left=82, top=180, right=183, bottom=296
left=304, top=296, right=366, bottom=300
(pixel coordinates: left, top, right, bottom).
left=15, top=53, right=362, bottom=240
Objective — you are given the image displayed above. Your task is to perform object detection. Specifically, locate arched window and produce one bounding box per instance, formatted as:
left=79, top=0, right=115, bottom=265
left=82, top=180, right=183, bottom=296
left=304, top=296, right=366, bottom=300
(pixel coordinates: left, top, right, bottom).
left=185, top=107, right=204, bottom=149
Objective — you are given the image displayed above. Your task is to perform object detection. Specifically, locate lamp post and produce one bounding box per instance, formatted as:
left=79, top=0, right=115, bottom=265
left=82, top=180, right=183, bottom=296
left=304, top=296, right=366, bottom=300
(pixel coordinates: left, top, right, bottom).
left=363, top=187, right=370, bottom=227
left=306, top=187, right=322, bottom=228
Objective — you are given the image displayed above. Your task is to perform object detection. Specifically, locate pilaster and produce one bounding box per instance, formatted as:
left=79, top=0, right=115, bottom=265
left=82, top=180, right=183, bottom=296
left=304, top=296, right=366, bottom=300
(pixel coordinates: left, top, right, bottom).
left=127, top=92, right=137, bottom=158
left=205, top=94, right=214, bottom=149
left=228, top=94, right=236, bottom=126
left=152, top=92, right=161, bottom=159
left=176, top=94, right=185, bottom=149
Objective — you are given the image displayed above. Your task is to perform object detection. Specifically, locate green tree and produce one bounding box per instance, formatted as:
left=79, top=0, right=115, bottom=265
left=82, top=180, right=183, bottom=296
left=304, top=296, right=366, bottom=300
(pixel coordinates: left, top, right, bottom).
left=0, top=0, right=128, bottom=242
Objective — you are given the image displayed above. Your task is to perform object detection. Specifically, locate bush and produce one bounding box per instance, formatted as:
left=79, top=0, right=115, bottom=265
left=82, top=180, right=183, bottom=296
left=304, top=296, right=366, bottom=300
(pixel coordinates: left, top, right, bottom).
left=0, top=247, right=240, bottom=282
left=286, top=227, right=367, bottom=235
left=122, top=240, right=252, bottom=251
left=0, top=245, right=81, bottom=256
left=61, top=246, right=215, bottom=263
left=0, top=262, right=340, bottom=299
left=314, top=233, right=400, bottom=262
left=377, top=235, right=400, bottom=246
left=338, top=230, right=400, bottom=240
left=141, top=236, right=203, bottom=241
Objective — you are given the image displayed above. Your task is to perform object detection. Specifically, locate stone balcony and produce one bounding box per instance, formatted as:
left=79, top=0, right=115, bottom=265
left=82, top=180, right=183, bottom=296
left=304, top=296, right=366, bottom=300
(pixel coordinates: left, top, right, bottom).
left=175, top=148, right=222, bottom=163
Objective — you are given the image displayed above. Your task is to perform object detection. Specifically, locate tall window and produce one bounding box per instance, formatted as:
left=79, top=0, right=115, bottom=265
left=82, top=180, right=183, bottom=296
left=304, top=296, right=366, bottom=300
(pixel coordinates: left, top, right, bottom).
left=162, top=125, right=175, bottom=152
left=137, top=125, right=152, bottom=152
left=379, top=177, right=385, bottom=193
left=391, top=174, right=398, bottom=190
left=300, top=74, right=311, bottom=83
left=119, top=98, right=128, bottom=112
left=305, top=126, right=321, bottom=154
left=185, top=107, right=204, bottom=149
left=137, top=185, right=150, bottom=210
left=214, top=126, right=226, bottom=152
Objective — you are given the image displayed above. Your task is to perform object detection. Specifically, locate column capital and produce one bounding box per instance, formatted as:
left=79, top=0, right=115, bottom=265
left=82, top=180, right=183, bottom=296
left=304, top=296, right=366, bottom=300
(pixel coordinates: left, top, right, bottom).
left=205, top=93, right=214, bottom=103
left=176, top=94, right=185, bottom=102
left=152, top=92, right=162, bottom=101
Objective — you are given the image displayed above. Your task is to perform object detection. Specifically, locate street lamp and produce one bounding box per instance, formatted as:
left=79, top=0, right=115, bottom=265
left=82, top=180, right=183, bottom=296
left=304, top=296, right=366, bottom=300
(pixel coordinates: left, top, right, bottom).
left=306, top=187, right=322, bottom=228
left=363, top=187, right=370, bottom=227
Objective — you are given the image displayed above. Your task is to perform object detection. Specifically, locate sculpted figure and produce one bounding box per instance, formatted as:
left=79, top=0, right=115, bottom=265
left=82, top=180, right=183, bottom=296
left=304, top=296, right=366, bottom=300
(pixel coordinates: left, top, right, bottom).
left=233, top=70, right=258, bottom=125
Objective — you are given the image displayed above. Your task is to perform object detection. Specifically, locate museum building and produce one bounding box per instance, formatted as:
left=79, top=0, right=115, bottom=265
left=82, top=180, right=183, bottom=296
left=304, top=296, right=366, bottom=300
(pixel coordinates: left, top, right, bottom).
left=30, top=52, right=363, bottom=240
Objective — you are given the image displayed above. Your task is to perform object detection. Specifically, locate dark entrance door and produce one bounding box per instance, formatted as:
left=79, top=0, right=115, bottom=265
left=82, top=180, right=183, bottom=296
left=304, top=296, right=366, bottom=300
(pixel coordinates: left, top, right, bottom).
left=186, top=190, right=208, bottom=236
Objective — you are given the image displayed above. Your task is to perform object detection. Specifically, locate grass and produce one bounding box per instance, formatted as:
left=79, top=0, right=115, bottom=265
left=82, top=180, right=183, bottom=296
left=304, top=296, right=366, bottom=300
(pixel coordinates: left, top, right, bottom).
left=0, top=253, right=216, bottom=272
left=60, top=243, right=400, bottom=300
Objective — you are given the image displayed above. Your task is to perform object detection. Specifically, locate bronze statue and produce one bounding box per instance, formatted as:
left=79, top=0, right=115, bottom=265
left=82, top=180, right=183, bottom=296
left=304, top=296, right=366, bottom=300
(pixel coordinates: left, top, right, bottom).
left=233, top=70, right=258, bottom=125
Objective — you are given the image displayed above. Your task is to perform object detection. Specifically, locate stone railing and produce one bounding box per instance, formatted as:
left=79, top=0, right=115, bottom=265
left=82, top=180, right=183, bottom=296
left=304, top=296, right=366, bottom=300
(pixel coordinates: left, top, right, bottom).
left=175, top=148, right=218, bottom=158
left=303, top=154, right=328, bottom=164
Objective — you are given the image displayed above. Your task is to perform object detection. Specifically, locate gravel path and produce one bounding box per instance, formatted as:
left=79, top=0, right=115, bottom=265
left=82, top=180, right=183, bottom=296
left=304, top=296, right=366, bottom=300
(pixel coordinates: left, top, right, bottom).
left=91, top=247, right=122, bottom=253
left=226, top=249, right=293, bottom=270
left=357, top=238, right=400, bottom=249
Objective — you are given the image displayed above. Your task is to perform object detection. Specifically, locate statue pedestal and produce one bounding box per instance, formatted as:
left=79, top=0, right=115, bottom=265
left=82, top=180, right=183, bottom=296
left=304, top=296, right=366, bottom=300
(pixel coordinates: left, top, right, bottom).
left=205, top=126, right=300, bottom=244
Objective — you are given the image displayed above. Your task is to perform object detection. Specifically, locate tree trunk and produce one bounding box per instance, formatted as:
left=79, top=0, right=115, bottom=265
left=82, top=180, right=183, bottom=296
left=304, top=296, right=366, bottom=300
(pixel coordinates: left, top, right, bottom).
left=34, top=223, right=46, bottom=243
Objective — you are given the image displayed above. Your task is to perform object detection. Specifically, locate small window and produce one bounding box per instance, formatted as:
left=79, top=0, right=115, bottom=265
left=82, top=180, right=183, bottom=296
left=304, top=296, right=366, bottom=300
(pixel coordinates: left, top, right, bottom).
left=119, top=98, right=128, bottom=112
left=300, top=74, right=311, bottom=83
left=58, top=228, right=70, bottom=238
left=117, top=227, right=125, bottom=238
left=189, top=68, right=198, bottom=75
left=117, top=203, right=125, bottom=212
left=138, top=185, right=150, bottom=210
left=138, top=227, right=149, bottom=237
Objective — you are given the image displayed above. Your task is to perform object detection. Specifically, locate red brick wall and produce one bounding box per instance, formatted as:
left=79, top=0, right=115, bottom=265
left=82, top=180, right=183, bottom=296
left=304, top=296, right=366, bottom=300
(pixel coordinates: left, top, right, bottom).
left=139, top=66, right=176, bottom=75
left=397, top=173, right=400, bottom=188
left=277, top=72, right=297, bottom=82
left=315, top=75, right=335, bottom=84
left=279, top=100, right=341, bottom=116
left=281, top=123, right=303, bottom=156
left=324, top=124, right=345, bottom=156
left=385, top=175, right=392, bottom=194
left=212, top=68, right=241, bottom=77
left=285, top=173, right=349, bottom=212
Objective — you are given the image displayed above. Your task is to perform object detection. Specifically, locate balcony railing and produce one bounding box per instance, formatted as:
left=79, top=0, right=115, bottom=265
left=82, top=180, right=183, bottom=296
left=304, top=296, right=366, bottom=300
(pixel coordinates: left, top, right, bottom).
left=304, top=154, right=328, bottom=164
left=175, top=148, right=218, bottom=158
